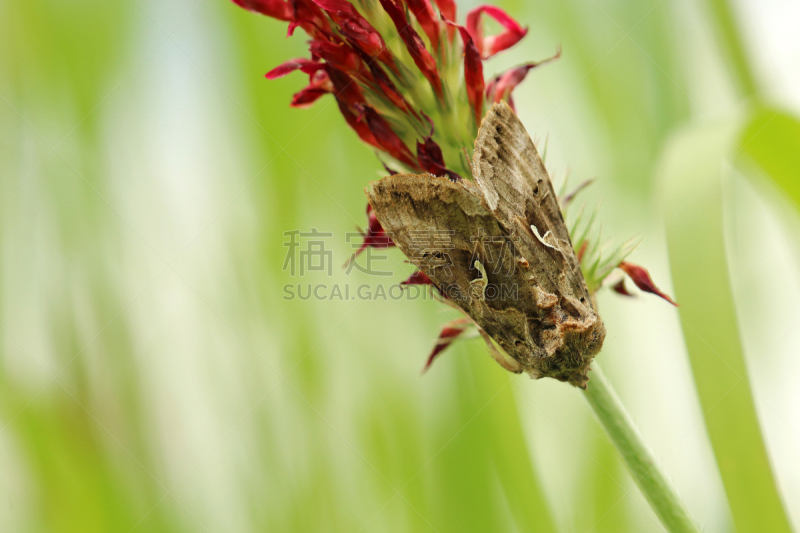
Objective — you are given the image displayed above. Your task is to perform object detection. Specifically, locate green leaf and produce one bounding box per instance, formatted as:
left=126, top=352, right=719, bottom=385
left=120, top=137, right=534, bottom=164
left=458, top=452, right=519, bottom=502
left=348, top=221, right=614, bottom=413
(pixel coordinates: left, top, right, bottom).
left=659, top=120, right=793, bottom=533
left=739, top=107, right=800, bottom=210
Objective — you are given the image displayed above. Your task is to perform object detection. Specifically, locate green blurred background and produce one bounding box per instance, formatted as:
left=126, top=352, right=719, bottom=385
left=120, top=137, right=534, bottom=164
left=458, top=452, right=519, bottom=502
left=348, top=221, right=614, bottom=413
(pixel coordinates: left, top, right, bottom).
left=1, top=0, right=799, bottom=531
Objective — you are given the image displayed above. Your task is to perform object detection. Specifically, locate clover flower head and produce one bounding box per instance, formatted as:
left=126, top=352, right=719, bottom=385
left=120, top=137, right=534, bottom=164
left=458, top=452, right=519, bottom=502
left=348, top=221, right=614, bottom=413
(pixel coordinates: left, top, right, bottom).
left=234, top=0, right=553, bottom=179
left=235, top=0, right=677, bottom=369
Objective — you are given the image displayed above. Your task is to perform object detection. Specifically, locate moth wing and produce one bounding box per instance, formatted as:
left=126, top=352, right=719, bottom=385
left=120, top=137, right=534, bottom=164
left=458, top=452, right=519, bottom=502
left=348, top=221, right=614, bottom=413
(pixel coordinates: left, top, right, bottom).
left=366, top=173, right=504, bottom=287
left=367, top=172, right=538, bottom=359
left=472, top=102, right=590, bottom=304
left=472, top=101, right=571, bottom=246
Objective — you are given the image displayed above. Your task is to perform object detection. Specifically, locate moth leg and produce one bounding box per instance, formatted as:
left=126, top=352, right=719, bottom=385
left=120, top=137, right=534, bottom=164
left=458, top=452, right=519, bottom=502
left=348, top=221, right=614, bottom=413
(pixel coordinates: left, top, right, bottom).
left=476, top=326, right=523, bottom=373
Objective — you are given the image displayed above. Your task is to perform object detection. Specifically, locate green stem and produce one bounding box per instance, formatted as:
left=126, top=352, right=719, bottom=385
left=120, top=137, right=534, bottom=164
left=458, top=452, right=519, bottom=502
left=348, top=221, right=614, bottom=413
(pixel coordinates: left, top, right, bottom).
left=583, top=364, right=700, bottom=533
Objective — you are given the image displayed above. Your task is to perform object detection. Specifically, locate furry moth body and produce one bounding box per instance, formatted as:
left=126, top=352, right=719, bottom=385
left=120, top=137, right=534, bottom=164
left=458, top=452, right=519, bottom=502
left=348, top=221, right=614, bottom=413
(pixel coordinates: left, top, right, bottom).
left=367, top=102, right=605, bottom=388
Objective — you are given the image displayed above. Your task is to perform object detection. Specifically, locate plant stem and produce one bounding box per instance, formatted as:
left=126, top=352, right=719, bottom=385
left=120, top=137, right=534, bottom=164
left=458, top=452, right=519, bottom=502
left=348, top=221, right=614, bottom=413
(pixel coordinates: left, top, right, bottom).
left=583, top=364, right=700, bottom=533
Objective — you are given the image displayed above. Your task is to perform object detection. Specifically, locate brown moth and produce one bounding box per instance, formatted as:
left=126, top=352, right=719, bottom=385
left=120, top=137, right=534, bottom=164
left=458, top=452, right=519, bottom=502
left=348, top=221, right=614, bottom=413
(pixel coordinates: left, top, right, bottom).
left=367, top=102, right=605, bottom=388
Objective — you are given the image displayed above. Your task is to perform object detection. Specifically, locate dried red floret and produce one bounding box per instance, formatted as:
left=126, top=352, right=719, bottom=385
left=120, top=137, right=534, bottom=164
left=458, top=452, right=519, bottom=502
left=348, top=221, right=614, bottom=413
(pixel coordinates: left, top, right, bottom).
left=447, top=21, right=484, bottom=127
left=485, top=48, right=561, bottom=109
left=357, top=105, right=418, bottom=169
left=309, top=40, right=364, bottom=75
left=379, top=0, right=443, bottom=97
left=233, top=0, right=292, bottom=20
left=416, top=116, right=462, bottom=180
left=406, top=0, right=441, bottom=52
left=611, top=279, right=634, bottom=297
left=423, top=318, right=471, bottom=372
left=352, top=203, right=395, bottom=260
left=618, top=261, right=678, bottom=306
left=290, top=69, right=333, bottom=107
left=466, top=5, right=527, bottom=59
left=311, top=0, right=396, bottom=70
left=266, top=58, right=325, bottom=79
left=401, top=270, right=433, bottom=285
left=435, top=0, right=457, bottom=39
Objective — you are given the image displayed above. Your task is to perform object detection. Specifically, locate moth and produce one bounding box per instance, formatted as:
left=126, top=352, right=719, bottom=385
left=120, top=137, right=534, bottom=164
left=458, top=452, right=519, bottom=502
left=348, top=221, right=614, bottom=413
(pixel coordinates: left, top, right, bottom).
left=367, top=102, right=605, bottom=388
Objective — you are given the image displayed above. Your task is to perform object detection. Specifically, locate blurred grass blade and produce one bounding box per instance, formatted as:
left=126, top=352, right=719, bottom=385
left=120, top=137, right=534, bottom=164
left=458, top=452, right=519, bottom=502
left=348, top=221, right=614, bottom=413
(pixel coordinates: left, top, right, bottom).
left=659, top=120, right=793, bottom=533
left=468, top=353, right=558, bottom=533
left=703, top=0, right=758, bottom=97
left=739, top=107, right=800, bottom=208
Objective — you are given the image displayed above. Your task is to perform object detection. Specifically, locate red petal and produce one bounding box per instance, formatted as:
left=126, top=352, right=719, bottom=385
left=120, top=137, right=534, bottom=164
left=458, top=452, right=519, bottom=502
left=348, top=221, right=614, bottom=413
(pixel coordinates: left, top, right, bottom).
left=400, top=268, right=450, bottom=300
left=351, top=203, right=395, bottom=258
left=288, top=0, right=334, bottom=38
left=619, top=262, right=678, bottom=306
left=416, top=116, right=461, bottom=180
left=435, top=0, right=457, bottom=41
left=447, top=21, right=484, bottom=127
left=363, top=59, right=417, bottom=115
left=401, top=270, right=433, bottom=285
left=312, top=0, right=392, bottom=66
left=434, top=0, right=456, bottom=27
left=233, top=0, right=293, bottom=21
left=383, top=162, right=399, bottom=175
left=466, top=5, right=527, bottom=59
left=309, top=40, right=363, bottom=75
left=378, top=0, right=443, bottom=97
left=310, top=0, right=359, bottom=16
left=364, top=203, right=394, bottom=249
left=407, top=0, right=440, bottom=52
left=357, top=106, right=418, bottom=169
left=485, top=48, right=561, bottom=107
left=266, top=58, right=324, bottom=79
left=341, top=21, right=386, bottom=59
left=423, top=319, right=471, bottom=373
left=326, top=67, right=365, bottom=108
left=325, top=68, right=382, bottom=148
left=403, top=30, right=443, bottom=97
left=289, top=69, right=333, bottom=108
left=290, top=87, right=330, bottom=107
left=612, top=279, right=634, bottom=297
left=336, top=98, right=381, bottom=149
left=417, top=137, right=461, bottom=180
